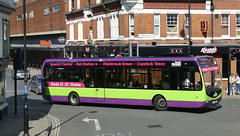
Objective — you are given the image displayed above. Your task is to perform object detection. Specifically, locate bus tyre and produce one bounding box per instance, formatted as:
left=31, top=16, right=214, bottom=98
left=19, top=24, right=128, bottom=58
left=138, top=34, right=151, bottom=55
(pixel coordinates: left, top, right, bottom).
left=153, top=95, right=167, bottom=111
left=68, top=92, right=80, bottom=106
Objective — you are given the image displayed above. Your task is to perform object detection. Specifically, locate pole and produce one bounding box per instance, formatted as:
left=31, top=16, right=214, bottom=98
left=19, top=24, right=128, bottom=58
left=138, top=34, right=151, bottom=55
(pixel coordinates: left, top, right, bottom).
left=228, top=48, right=231, bottom=96
left=23, top=0, right=29, bottom=135
left=14, top=68, right=17, bottom=115
left=188, top=0, right=192, bottom=56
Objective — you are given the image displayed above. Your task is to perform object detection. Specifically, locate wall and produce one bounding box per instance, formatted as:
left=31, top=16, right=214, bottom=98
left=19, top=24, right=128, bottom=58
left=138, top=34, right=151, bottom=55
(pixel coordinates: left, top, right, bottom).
left=10, top=0, right=66, bottom=35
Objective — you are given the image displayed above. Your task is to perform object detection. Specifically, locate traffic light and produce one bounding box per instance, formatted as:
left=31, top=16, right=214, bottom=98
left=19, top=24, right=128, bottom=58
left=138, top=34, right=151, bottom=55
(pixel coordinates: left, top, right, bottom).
left=129, top=41, right=139, bottom=57
left=13, top=48, right=24, bottom=70
left=230, top=48, right=237, bottom=60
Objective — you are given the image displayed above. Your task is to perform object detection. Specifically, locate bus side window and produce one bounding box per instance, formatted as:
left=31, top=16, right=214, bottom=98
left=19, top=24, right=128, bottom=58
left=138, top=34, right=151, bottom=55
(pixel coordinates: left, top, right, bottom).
left=44, top=67, right=54, bottom=81
left=159, top=69, right=171, bottom=90
left=55, top=68, right=65, bottom=82
left=86, top=68, right=95, bottom=87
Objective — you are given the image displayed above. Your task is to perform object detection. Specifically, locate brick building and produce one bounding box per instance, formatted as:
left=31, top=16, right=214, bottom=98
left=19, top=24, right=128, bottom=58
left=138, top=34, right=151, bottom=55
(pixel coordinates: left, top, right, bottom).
left=9, top=0, right=66, bottom=68
left=0, top=0, right=15, bottom=119
left=64, top=0, right=240, bottom=90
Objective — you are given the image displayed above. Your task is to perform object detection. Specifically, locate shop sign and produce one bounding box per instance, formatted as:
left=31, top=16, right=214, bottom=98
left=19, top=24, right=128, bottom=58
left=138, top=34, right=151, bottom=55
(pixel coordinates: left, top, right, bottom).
left=200, top=47, right=217, bottom=54
left=138, top=34, right=154, bottom=38
left=40, top=40, right=52, bottom=47
left=86, top=47, right=90, bottom=52
left=57, top=37, right=66, bottom=43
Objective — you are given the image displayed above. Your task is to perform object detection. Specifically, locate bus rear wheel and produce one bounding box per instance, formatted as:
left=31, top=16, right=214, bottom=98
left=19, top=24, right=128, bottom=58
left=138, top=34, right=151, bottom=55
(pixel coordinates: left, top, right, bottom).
left=68, top=92, right=80, bottom=106
left=153, top=95, right=167, bottom=111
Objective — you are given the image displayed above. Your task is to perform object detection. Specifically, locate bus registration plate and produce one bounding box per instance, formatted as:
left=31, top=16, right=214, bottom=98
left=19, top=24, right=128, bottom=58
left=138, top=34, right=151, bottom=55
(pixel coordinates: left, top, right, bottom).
left=212, top=100, right=218, bottom=104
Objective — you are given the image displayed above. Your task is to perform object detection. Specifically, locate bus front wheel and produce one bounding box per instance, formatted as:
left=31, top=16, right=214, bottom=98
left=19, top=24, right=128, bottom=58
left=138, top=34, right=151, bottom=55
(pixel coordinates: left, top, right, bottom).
left=68, top=92, right=80, bottom=106
left=153, top=95, right=167, bottom=111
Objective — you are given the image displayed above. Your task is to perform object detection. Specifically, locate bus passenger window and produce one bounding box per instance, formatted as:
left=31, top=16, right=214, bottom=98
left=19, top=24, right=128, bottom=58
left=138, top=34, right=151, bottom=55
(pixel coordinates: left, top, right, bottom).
left=55, top=68, right=65, bottom=82
left=160, top=75, right=170, bottom=89
left=85, top=68, right=95, bottom=87
left=127, top=68, right=148, bottom=89
left=106, top=68, right=125, bottom=88
left=44, top=67, right=54, bottom=81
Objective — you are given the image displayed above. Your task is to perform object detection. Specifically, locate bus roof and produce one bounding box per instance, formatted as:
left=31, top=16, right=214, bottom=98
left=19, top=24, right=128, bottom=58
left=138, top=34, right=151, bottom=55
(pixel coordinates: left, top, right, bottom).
left=43, top=56, right=213, bottom=63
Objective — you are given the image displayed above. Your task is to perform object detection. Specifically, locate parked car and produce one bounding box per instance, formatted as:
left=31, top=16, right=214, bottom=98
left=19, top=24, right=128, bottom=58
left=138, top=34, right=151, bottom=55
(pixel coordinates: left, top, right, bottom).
left=28, top=74, right=42, bottom=94
left=12, top=70, right=31, bottom=80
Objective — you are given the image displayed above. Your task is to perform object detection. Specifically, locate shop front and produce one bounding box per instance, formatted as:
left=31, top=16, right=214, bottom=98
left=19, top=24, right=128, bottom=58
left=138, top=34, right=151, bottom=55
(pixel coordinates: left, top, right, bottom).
left=10, top=33, right=66, bottom=68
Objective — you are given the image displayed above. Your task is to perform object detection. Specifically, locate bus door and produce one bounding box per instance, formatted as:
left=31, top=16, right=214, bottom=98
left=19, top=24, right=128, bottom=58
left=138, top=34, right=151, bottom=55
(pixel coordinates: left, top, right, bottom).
left=176, top=68, right=196, bottom=106
left=96, top=69, right=105, bottom=102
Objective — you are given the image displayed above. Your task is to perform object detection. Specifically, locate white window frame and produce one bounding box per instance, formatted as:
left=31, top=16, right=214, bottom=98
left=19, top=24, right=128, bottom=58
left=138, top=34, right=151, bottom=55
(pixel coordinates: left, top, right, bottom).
left=221, top=14, right=230, bottom=37
left=69, top=0, right=72, bottom=11
left=110, top=14, right=119, bottom=39
left=53, top=3, right=60, bottom=14
left=129, top=14, right=134, bottom=38
left=29, top=11, right=34, bottom=19
left=69, top=23, right=74, bottom=41
left=184, top=14, right=189, bottom=38
left=97, top=16, right=104, bottom=39
left=166, top=14, right=178, bottom=38
left=44, top=6, right=51, bottom=15
left=236, top=14, right=240, bottom=37
left=77, top=0, right=80, bottom=9
left=96, top=0, right=101, bottom=4
left=78, top=21, right=83, bottom=40
left=154, top=14, right=160, bottom=38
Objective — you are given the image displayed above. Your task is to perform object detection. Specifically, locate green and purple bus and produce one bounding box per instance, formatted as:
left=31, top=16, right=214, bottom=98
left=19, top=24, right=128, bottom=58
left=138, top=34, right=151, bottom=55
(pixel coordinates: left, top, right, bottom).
left=41, top=56, right=222, bottom=111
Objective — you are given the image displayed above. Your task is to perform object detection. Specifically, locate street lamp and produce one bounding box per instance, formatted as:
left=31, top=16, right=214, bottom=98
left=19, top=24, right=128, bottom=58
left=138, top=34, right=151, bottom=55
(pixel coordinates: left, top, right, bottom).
left=23, top=0, right=29, bottom=135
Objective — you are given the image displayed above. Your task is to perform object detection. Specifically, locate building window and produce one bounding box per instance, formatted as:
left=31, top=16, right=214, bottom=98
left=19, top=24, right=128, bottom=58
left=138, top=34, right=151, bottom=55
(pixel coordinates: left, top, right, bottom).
left=72, top=0, right=75, bottom=10
left=70, top=23, right=74, bottom=40
left=96, top=0, right=101, bottom=4
left=129, top=14, right=134, bottom=37
left=110, top=14, right=119, bottom=39
left=44, top=6, right=51, bottom=15
left=184, top=14, right=189, bottom=38
left=17, top=14, right=21, bottom=21
left=3, top=21, right=6, bottom=40
left=87, top=0, right=90, bottom=7
left=78, top=21, right=83, bottom=40
left=221, top=14, right=229, bottom=36
left=167, top=14, right=178, bottom=37
left=53, top=4, right=60, bottom=13
left=236, top=15, right=240, bottom=37
left=154, top=14, right=160, bottom=37
left=29, top=11, right=34, bottom=19
left=2, top=20, right=10, bottom=57
left=97, top=17, right=104, bottom=39
left=77, top=0, right=80, bottom=9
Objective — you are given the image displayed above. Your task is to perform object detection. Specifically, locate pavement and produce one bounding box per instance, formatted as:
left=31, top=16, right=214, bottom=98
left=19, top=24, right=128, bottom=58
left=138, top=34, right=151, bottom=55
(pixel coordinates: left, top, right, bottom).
left=0, top=65, right=51, bottom=136
left=1, top=65, right=240, bottom=136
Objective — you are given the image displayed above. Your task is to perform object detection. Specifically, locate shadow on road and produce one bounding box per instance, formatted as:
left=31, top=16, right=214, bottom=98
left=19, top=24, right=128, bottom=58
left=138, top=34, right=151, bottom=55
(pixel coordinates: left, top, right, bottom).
left=168, top=103, right=222, bottom=114
left=51, top=101, right=222, bottom=114
left=0, top=93, right=53, bottom=136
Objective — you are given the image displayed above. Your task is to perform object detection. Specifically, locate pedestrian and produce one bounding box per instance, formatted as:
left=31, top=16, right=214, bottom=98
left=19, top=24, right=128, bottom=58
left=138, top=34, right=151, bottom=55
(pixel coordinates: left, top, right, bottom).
left=229, top=73, right=236, bottom=95
left=235, top=73, right=240, bottom=95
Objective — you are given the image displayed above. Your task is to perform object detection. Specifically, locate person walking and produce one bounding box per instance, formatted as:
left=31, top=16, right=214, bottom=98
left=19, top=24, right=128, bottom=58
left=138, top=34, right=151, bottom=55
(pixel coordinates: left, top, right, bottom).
left=229, top=73, right=236, bottom=95
left=235, top=73, right=240, bottom=95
